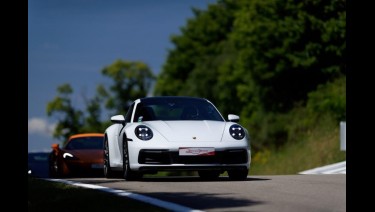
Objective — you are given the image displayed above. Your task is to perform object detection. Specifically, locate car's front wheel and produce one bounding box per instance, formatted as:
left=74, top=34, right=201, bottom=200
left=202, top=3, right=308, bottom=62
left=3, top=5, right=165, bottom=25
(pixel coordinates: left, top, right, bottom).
left=49, top=152, right=62, bottom=178
left=227, top=169, right=248, bottom=181
left=104, top=137, right=115, bottom=178
left=123, top=137, right=142, bottom=181
left=49, top=158, right=58, bottom=178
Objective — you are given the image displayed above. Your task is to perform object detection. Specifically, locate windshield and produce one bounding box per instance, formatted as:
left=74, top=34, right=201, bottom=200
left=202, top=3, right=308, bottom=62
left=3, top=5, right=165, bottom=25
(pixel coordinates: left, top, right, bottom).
left=65, top=136, right=104, bottom=150
left=133, top=97, right=224, bottom=122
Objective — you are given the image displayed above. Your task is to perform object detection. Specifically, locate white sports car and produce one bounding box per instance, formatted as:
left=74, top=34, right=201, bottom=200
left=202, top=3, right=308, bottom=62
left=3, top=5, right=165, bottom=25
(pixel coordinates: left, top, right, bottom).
left=103, top=96, right=251, bottom=180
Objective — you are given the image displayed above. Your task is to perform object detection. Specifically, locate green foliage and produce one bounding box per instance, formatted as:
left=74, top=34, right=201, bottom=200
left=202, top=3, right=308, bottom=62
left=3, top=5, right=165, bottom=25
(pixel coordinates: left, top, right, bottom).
left=46, top=60, right=155, bottom=144
left=250, top=115, right=346, bottom=175
left=247, top=76, right=346, bottom=152
left=46, top=84, right=84, bottom=144
left=306, top=76, right=346, bottom=122
left=230, top=0, right=346, bottom=114
left=154, top=0, right=241, bottom=106
left=99, top=59, right=155, bottom=116
left=81, top=95, right=106, bottom=133
left=155, top=0, right=346, bottom=154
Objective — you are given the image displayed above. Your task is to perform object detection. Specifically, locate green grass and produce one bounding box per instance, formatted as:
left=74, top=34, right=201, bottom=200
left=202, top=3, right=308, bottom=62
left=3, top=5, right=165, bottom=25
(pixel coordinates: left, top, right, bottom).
left=249, top=123, right=346, bottom=175
left=28, top=176, right=169, bottom=212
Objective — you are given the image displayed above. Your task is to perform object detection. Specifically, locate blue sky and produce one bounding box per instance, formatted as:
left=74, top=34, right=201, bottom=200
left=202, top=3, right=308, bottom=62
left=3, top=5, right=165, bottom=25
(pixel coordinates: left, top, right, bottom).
left=28, top=0, right=216, bottom=152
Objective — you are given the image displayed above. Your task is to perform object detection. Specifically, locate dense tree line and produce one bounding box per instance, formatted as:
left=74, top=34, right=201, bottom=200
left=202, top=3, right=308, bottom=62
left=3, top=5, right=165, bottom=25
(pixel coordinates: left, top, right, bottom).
left=154, top=0, right=345, bottom=149
left=47, top=0, right=345, bottom=150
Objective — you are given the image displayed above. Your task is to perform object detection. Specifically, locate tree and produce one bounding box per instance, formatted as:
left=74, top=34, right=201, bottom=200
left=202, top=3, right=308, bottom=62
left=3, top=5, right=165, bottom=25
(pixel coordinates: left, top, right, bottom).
left=46, top=60, right=155, bottom=144
left=99, top=59, right=155, bottom=116
left=230, top=0, right=346, bottom=113
left=154, top=0, right=241, bottom=109
left=154, top=0, right=346, bottom=149
left=46, top=84, right=84, bottom=144
left=229, top=0, right=346, bottom=148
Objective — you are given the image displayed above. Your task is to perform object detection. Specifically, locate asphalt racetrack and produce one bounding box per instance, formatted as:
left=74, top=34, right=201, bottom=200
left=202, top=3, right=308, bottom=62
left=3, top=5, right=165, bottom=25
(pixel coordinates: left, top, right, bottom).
left=64, top=174, right=345, bottom=212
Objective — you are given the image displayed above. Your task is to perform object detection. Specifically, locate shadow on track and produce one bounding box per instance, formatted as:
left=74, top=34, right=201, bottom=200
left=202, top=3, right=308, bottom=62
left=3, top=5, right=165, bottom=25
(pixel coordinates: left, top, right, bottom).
left=140, top=175, right=271, bottom=182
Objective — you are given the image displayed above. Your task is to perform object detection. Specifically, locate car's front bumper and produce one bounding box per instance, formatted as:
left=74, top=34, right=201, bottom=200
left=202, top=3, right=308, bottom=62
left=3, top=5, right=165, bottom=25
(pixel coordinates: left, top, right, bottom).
left=131, top=148, right=250, bottom=171
left=138, top=148, right=248, bottom=164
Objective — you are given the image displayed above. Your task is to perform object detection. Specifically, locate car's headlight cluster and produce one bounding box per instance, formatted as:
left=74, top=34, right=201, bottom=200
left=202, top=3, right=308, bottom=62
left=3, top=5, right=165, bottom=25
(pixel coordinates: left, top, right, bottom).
left=229, top=124, right=245, bottom=140
left=62, top=152, right=78, bottom=160
left=63, top=152, right=74, bottom=159
left=135, top=125, right=153, bottom=140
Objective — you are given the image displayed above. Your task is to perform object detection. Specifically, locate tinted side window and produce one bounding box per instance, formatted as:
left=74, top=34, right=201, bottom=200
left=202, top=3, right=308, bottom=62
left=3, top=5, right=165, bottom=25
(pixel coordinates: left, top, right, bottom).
left=124, top=103, right=135, bottom=123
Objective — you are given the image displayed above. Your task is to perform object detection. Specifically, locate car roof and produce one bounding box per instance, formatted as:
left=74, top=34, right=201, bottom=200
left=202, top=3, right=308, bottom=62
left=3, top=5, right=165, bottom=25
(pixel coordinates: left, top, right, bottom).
left=68, top=133, right=104, bottom=140
left=138, top=96, right=209, bottom=102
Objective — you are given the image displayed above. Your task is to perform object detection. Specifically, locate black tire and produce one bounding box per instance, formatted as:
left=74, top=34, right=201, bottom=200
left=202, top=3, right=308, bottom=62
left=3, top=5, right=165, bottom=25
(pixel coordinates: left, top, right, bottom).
left=227, top=169, right=248, bottom=181
left=49, top=152, right=60, bottom=178
left=49, top=159, right=59, bottom=178
left=104, top=137, right=115, bottom=178
left=123, top=137, right=142, bottom=181
left=198, top=170, right=220, bottom=180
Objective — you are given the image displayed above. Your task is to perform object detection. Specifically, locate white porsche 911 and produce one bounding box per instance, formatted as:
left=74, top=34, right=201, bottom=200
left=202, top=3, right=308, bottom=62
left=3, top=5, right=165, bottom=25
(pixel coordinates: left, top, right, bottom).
left=103, top=96, right=251, bottom=181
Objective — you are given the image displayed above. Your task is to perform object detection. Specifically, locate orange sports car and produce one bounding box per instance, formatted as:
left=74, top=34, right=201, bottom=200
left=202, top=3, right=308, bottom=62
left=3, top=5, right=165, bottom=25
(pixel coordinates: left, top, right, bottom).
left=49, top=133, right=104, bottom=178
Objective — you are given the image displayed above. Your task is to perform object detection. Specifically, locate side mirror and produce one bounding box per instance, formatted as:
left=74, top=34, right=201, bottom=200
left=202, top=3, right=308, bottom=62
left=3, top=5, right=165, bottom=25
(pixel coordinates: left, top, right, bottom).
left=51, top=143, right=60, bottom=150
left=228, top=114, right=240, bottom=122
left=111, top=115, right=126, bottom=124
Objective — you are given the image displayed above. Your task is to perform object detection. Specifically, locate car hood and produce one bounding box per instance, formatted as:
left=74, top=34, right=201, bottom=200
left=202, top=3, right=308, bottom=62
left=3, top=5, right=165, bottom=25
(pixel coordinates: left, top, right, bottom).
left=146, top=120, right=226, bottom=142
left=63, top=150, right=103, bottom=163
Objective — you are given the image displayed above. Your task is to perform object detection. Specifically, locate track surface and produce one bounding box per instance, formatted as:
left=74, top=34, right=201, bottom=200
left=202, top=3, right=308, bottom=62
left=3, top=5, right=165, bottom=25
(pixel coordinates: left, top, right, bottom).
left=67, top=174, right=345, bottom=211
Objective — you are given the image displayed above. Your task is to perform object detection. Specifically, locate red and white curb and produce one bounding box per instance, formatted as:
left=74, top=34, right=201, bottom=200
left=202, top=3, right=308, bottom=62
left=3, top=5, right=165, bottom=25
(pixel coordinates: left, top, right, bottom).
left=46, top=179, right=203, bottom=212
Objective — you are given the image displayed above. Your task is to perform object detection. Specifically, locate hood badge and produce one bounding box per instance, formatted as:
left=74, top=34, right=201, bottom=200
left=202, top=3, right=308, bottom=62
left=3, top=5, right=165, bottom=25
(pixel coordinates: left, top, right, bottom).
left=193, top=137, right=197, bottom=140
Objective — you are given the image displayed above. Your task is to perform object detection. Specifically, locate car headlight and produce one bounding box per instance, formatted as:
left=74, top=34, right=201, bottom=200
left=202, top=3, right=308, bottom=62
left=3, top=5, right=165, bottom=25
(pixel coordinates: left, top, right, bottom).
left=135, top=125, right=153, bottom=140
left=63, top=152, right=74, bottom=159
left=229, top=124, right=245, bottom=140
